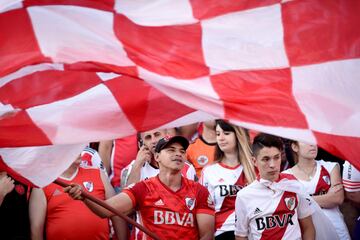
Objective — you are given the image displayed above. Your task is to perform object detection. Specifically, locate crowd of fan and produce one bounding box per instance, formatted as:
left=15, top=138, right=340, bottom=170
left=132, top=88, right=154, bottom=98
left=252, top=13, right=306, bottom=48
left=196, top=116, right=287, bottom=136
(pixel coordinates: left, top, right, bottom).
left=0, top=120, right=359, bottom=240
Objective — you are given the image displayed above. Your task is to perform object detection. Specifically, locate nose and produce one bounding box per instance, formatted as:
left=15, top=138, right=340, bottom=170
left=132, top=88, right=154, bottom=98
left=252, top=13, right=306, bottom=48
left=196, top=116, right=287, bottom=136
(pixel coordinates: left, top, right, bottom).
left=269, top=159, right=275, bottom=168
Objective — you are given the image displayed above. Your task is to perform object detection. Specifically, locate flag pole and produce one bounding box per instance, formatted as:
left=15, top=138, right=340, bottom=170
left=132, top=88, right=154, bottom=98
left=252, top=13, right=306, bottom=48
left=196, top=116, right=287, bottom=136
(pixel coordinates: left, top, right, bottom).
left=54, top=179, right=160, bottom=240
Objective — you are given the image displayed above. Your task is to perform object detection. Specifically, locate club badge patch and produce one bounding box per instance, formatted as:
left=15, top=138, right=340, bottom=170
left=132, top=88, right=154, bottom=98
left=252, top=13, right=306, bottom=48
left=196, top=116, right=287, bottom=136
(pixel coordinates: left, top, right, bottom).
left=322, top=175, right=331, bottom=185
left=284, top=197, right=296, bottom=211
left=185, top=197, right=196, bottom=211
left=83, top=181, right=94, bottom=192
left=197, top=155, right=209, bottom=166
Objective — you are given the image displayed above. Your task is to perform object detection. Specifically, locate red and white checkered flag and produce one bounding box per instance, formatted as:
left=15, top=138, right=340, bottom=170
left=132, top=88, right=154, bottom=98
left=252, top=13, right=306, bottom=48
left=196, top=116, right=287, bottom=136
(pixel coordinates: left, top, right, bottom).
left=1, top=0, right=359, bottom=186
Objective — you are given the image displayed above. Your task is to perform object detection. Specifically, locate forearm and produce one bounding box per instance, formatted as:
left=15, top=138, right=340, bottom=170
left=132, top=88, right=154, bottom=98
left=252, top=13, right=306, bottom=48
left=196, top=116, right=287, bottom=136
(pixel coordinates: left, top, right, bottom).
left=31, top=227, right=44, bottom=240
left=345, top=191, right=360, bottom=208
left=199, top=232, right=214, bottom=240
left=111, top=216, right=128, bottom=240
left=126, top=163, right=142, bottom=186
left=301, top=228, right=315, bottom=240
left=235, top=236, right=247, bottom=240
left=83, top=198, right=114, bottom=218
left=313, top=192, right=344, bottom=208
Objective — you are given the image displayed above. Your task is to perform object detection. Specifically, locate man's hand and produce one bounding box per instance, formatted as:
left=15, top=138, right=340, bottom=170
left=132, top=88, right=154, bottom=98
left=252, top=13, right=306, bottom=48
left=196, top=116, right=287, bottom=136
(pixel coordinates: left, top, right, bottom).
left=134, top=145, right=152, bottom=166
left=64, top=183, right=84, bottom=200
left=0, top=172, right=15, bottom=198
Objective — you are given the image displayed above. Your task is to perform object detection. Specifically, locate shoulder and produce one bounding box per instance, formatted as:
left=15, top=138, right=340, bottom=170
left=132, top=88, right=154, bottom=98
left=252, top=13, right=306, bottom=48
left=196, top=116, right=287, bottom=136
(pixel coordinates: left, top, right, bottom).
left=202, top=162, right=218, bottom=173
left=282, top=168, right=294, bottom=175
left=237, top=180, right=260, bottom=197
left=317, top=159, right=337, bottom=172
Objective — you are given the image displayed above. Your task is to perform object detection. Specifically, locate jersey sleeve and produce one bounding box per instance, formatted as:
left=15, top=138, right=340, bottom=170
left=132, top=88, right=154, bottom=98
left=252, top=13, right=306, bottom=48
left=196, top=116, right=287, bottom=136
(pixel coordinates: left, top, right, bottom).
left=297, top=194, right=315, bottom=219
left=195, top=184, right=215, bottom=215
left=185, top=162, right=197, bottom=181
left=234, top=193, right=249, bottom=237
left=122, top=181, right=148, bottom=209
left=319, top=160, right=337, bottom=175
left=342, top=161, right=360, bottom=192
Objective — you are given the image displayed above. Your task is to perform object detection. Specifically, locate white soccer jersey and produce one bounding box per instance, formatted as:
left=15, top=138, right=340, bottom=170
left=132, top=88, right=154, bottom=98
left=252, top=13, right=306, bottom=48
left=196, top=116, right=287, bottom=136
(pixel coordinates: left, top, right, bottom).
left=235, top=178, right=313, bottom=240
left=200, top=162, right=247, bottom=236
left=80, top=146, right=105, bottom=171
left=343, top=160, right=360, bottom=192
left=283, top=160, right=351, bottom=240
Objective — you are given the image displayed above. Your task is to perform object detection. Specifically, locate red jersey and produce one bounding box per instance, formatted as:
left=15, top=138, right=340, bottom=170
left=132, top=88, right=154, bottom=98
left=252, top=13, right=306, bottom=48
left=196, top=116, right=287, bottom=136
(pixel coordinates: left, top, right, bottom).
left=123, top=176, right=215, bottom=240
left=43, top=167, right=109, bottom=240
left=110, top=134, right=138, bottom=188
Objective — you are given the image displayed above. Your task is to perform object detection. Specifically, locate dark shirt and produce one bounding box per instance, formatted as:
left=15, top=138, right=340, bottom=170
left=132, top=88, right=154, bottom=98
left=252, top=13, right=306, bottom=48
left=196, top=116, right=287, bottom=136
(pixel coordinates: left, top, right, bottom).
left=0, top=181, right=30, bottom=240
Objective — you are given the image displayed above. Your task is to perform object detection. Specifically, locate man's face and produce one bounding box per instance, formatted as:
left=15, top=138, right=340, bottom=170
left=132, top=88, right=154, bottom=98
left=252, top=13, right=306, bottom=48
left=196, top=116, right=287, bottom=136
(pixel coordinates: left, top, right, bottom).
left=292, top=142, right=318, bottom=161
left=141, top=129, right=167, bottom=154
left=155, top=142, right=186, bottom=172
left=254, top=146, right=281, bottom=182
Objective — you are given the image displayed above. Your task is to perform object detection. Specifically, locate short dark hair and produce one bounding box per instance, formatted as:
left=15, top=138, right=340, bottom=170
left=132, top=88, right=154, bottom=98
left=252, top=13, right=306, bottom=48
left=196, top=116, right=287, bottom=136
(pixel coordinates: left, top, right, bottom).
left=252, top=133, right=283, bottom=157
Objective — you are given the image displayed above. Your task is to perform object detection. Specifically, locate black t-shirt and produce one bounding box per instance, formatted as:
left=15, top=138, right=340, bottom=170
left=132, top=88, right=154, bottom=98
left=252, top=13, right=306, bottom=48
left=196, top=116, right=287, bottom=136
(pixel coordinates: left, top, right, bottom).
left=0, top=180, right=30, bottom=240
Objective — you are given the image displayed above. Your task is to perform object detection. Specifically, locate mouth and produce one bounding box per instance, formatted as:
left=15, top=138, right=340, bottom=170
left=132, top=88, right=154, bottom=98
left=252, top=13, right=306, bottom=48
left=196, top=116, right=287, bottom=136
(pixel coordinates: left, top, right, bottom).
left=172, top=159, right=183, bottom=164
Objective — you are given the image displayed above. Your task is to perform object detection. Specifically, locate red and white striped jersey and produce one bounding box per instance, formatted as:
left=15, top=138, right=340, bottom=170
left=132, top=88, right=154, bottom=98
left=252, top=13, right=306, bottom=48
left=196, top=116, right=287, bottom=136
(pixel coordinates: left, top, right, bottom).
left=283, top=160, right=351, bottom=240
left=123, top=176, right=215, bottom=240
left=80, top=146, right=104, bottom=170
left=200, top=162, right=247, bottom=236
left=343, top=160, right=360, bottom=192
left=235, top=178, right=313, bottom=240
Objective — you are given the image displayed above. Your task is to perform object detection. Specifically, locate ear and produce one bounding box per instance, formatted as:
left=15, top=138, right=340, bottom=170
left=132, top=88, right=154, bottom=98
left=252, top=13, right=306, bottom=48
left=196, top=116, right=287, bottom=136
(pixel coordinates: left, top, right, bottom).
left=154, top=152, right=160, bottom=163
left=252, top=156, right=258, bottom=168
left=291, top=142, right=298, bottom=153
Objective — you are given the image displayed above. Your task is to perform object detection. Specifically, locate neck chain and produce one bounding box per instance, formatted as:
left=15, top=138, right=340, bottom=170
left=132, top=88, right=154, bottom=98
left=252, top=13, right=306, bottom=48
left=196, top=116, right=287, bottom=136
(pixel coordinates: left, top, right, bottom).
left=296, top=162, right=316, bottom=180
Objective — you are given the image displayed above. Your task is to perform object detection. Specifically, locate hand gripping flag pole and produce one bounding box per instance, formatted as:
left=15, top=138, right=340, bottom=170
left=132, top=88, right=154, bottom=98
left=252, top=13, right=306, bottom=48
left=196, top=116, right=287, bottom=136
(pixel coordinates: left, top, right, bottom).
left=54, top=179, right=160, bottom=240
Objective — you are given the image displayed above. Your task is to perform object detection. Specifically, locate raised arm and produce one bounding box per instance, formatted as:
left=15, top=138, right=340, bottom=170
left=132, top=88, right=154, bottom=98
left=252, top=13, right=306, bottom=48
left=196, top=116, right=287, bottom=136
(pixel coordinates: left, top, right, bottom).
left=29, top=188, right=47, bottom=240
left=126, top=145, right=151, bottom=186
left=98, top=140, right=113, bottom=175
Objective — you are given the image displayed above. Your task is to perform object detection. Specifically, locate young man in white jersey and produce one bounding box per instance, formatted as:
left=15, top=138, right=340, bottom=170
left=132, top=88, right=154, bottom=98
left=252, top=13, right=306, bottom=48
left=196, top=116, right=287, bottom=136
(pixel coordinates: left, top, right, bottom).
left=235, top=133, right=315, bottom=240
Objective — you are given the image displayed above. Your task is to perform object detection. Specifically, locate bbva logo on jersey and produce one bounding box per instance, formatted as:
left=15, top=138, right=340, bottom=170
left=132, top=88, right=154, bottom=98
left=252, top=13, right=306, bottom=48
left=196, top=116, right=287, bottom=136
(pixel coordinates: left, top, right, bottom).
left=154, top=210, right=194, bottom=227
left=82, top=181, right=93, bottom=192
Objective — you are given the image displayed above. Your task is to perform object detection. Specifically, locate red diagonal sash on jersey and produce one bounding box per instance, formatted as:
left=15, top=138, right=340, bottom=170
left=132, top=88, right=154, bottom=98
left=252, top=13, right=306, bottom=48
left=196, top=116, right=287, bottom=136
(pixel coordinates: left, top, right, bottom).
left=215, top=168, right=247, bottom=230
left=260, top=191, right=297, bottom=240
left=314, top=166, right=331, bottom=195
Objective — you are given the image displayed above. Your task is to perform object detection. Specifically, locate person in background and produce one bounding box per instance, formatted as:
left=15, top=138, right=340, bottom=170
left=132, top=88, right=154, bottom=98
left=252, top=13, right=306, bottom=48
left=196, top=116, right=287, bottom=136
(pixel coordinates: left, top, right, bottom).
left=122, top=128, right=196, bottom=187
left=187, top=120, right=217, bottom=178
left=283, top=141, right=350, bottom=240
left=235, top=133, right=315, bottom=240
left=342, top=160, right=360, bottom=239
left=29, top=154, right=127, bottom=240
left=98, top=134, right=138, bottom=192
left=201, top=120, right=255, bottom=240
left=0, top=171, right=30, bottom=240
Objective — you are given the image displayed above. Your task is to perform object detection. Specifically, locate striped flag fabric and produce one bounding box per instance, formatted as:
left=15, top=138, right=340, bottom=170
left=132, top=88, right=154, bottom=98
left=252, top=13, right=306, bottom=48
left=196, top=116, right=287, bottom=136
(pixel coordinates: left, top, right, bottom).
left=1, top=0, right=359, bottom=186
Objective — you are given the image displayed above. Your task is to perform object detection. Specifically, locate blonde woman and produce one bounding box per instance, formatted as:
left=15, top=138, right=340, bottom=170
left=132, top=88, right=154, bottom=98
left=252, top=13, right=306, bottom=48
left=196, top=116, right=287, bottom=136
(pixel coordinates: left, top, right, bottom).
left=283, top=141, right=351, bottom=240
left=200, top=120, right=255, bottom=240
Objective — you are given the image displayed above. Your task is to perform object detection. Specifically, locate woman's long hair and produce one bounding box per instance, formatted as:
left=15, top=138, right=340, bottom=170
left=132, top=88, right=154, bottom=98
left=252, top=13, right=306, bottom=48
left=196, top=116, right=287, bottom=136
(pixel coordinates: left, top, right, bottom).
left=214, top=120, right=256, bottom=183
